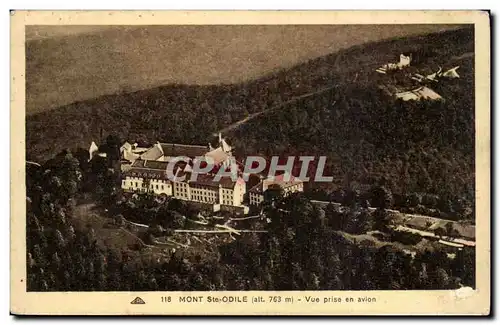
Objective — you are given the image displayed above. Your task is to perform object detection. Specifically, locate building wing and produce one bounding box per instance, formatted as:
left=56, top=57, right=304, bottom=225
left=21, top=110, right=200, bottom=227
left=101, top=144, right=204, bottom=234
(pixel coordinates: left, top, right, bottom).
left=205, top=147, right=229, bottom=164
left=88, top=141, right=99, bottom=160
left=120, top=142, right=132, bottom=153
left=442, top=66, right=460, bottom=78
left=126, top=159, right=171, bottom=180
left=123, top=150, right=140, bottom=163
left=140, top=143, right=164, bottom=161
left=160, top=143, right=208, bottom=159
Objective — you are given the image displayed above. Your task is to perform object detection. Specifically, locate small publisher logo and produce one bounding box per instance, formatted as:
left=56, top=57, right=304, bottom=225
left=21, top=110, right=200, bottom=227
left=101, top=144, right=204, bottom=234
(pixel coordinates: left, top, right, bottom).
left=130, top=297, right=146, bottom=305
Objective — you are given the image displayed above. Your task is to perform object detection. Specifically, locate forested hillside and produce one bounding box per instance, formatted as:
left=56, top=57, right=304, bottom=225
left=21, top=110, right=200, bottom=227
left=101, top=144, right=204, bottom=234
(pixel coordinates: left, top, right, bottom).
left=26, top=155, right=475, bottom=291
left=26, top=27, right=475, bottom=214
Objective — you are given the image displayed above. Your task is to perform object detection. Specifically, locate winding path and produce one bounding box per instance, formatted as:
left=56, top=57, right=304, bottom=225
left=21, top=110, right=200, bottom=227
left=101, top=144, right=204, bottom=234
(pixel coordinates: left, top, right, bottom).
left=214, top=85, right=338, bottom=136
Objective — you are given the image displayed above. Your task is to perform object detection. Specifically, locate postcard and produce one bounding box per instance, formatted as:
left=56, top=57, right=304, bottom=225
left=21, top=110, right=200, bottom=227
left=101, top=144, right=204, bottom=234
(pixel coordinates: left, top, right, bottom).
left=11, top=10, right=490, bottom=315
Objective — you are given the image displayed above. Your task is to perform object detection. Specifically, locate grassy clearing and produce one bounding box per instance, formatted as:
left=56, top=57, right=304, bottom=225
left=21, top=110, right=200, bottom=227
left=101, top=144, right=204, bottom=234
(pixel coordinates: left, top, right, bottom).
left=71, top=203, right=169, bottom=264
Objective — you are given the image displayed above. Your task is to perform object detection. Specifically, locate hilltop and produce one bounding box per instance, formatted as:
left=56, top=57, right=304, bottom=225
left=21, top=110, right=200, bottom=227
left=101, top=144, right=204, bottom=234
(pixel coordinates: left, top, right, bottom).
left=26, top=27, right=475, bottom=206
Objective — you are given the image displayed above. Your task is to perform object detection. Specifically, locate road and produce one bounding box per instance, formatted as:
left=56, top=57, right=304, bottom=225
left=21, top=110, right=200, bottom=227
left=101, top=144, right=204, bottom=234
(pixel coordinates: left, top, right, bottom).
left=214, top=85, right=338, bottom=136
left=309, top=199, right=475, bottom=245
left=393, top=225, right=475, bottom=247
left=26, top=161, right=42, bottom=167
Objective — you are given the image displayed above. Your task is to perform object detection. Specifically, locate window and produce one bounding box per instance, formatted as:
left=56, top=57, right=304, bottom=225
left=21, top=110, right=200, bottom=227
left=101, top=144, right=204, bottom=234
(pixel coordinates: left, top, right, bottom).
left=135, top=182, right=138, bottom=187
left=162, top=185, right=164, bottom=190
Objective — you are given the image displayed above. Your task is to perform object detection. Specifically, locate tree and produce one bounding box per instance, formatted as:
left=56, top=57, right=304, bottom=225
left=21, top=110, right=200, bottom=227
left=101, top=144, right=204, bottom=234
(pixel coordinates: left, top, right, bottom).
left=332, top=189, right=345, bottom=203
left=354, top=210, right=372, bottom=234
left=50, top=252, right=62, bottom=270
left=422, top=193, right=439, bottom=209
left=266, top=236, right=281, bottom=270
left=53, top=229, right=66, bottom=249
left=313, top=206, right=327, bottom=229
left=113, top=214, right=126, bottom=227
left=60, top=152, right=83, bottom=183
left=434, top=227, right=446, bottom=238
left=108, top=272, right=122, bottom=291
left=449, top=228, right=461, bottom=238
left=370, top=186, right=393, bottom=209
left=307, top=272, right=321, bottom=290
left=373, top=208, right=391, bottom=232
left=452, top=248, right=475, bottom=287
left=170, top=211, right=185, bottom=229
left=328, top=210, right=348, bottom=231
left=445, top=222, right=454, bottom=238
left=65, top=225, right=76, bottom=243
left=103, top=134, right=122, bottom=164
left=408, top=193, right=422, bottom=207
left=436, top=268, right=450, bottom=289
left=145, top=233, right=156, bottom=245
left=149, top=224, right=165, bottom=236
left=263, top=184, right=284, bottom=203
left=342, top=189, right=359, bottom=208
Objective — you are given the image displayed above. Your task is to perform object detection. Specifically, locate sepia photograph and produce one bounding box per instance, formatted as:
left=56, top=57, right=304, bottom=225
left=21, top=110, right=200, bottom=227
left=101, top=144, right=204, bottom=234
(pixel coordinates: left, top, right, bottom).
left=11, top=10, right=490, bottom=315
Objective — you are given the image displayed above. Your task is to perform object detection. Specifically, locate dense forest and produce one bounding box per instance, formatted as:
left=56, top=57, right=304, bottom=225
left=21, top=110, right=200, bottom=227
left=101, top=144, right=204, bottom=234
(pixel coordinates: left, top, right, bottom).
left=26, top=149, right=475, bottom=291
left=26, top=27, right=476, bottom=291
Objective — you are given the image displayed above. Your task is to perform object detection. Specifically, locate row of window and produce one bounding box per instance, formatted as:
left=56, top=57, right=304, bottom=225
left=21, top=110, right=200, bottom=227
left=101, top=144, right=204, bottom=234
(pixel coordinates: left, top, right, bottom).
left=284, top=184, right=303, bottom=193
left=191, top=189, right=217, bottom=197
left=122, top=180, right=141, bottom=188
left=192, top=185, right=215, bottom=192
left=123, top=180, right=169, bottom=191
left=249, top=193, right=264, bottom=205
left=123, top=179, right=247, bottom=203
left=130, top=172, right=167, bottom=179
left=192, top=195, right=217, bottom=203
left=176, top=191, right=188, bottom=198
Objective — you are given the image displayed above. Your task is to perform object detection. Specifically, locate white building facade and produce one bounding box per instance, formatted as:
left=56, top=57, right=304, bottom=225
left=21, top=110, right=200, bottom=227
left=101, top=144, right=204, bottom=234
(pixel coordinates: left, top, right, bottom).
left=248, top=172, right=304, bottom=206
left=120, top=134, right=247, bottom=209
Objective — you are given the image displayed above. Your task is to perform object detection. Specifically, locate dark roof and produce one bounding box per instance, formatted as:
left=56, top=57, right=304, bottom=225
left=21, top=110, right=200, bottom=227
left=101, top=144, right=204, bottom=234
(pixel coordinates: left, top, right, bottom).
left=188, top=173, right=223, bottom=188
left=140, top=145, right=163, bottom=160
left=125, top=168, right=169, bottom=181
left=205, top=147, right=229, bottom=164
left=131, top=159, right=146, bottom=168
left=160, top=143, right=208, bottom=158
left=249, top=173, right=303, bottom=193
left=126, top=160, right=172, bottom=181
left=249, top=181, right=264, bottom=194
left=143, top=160, right=170, bottom=170
left=131, top=159, right=170, bottom=169
left=175, top=170, right=243, bottom=189
left=126, top=158, right=244, bottom=188
left=193, top=174, right=242, bottom=189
